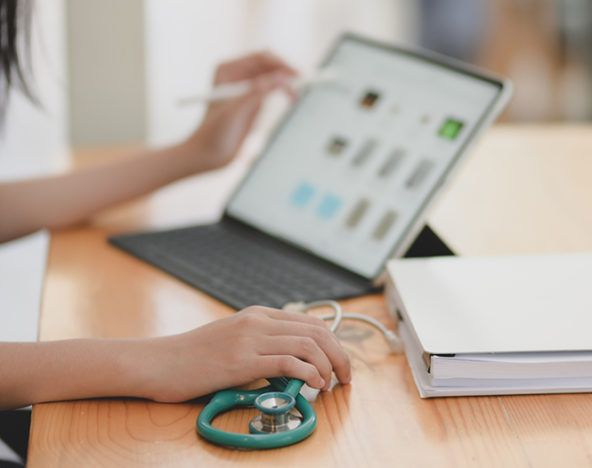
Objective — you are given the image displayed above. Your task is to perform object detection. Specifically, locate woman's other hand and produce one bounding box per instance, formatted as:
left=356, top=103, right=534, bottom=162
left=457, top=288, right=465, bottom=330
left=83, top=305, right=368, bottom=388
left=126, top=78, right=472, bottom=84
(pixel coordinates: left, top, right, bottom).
left=183, top=52, right=297, bottom=173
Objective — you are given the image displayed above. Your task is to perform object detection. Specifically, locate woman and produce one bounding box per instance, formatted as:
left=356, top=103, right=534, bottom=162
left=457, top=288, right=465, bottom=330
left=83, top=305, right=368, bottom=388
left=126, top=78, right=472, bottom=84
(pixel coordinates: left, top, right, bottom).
left=0, top=1, right=351, bottom=460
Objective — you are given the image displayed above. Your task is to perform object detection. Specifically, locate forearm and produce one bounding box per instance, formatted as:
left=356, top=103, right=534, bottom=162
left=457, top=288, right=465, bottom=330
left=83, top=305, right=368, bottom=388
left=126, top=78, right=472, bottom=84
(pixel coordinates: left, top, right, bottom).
left=0, top=139, right=205, bottom=242
left=0, top=339, right=153, bottom=410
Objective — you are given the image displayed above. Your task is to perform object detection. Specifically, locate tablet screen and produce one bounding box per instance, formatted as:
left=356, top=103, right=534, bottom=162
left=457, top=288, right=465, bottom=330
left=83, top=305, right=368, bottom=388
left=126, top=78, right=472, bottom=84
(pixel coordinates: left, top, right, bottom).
left=227, top=36, right=505, bottom=278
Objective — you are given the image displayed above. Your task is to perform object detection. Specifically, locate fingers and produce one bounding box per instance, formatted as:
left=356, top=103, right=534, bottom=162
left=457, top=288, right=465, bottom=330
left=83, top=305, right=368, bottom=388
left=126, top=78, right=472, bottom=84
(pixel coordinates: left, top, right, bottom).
left=204, top=73, right=279, bottom=128
left=242, top=307, right=351, bottom=384
left=251, top=50, right=297, bottom=75
left=252, top=306, right=330, bottom=329
left=249, top=71, right=290, bottom=96
left=244, top=50, right=297, bottom=76
left=273, top=322, right=351, bottom=384
left=256, top=336, right=333, bottom=390
left=247, top=67, right=299, bottom=102
left=258, top=355, right=325, bottom=389
left=215, top=51, right=297, bottom=84
left=214, top=71, right=288, bottom=112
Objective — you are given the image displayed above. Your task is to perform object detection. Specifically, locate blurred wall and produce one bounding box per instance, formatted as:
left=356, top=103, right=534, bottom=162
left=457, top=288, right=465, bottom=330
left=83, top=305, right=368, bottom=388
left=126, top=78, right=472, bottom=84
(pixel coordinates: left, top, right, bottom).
left=64, top=1, right=592, bottom=149
left=416, top=0, right=592, bottom=121
left=145, top=0, right=415, bottom=146
left=66, top=0, right=146, bottom=147
left=64, top=0, right=415, bottom=148
left=144, top=0, right=250, bottom=147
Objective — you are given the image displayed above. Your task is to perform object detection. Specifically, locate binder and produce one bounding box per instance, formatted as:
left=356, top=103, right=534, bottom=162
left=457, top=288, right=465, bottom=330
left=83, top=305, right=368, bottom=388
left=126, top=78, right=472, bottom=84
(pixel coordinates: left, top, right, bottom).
left=386, top=252, right=592, bottom=397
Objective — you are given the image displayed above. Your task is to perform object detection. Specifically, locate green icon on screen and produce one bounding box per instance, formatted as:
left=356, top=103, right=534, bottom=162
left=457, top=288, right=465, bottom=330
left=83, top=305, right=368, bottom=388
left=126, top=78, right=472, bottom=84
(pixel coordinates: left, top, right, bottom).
left=438, top=118, right=464, bottom=140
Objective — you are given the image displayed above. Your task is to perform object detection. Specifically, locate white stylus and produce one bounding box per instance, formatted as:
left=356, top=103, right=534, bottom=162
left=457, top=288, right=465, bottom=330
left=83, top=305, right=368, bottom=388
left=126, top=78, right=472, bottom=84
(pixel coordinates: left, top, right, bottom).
left=177, top=69, right=337, bottom=106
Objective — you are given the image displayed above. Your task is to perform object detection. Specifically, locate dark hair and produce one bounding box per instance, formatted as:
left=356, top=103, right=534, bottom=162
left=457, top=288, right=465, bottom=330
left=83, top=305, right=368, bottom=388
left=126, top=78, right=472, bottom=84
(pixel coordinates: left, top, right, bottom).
left=0, top=0, right=35, bottom=121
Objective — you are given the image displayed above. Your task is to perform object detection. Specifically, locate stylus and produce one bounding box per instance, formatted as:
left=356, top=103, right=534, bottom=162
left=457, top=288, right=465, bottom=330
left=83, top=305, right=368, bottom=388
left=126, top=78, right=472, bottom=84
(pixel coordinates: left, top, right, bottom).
left=177, top=69, right=337, bottom=106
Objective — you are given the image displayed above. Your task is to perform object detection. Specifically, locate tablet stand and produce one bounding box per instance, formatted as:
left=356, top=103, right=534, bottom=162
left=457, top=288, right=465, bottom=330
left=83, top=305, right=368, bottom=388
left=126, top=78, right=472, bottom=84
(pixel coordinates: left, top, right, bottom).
left=403, top=225, right=455, bottom=258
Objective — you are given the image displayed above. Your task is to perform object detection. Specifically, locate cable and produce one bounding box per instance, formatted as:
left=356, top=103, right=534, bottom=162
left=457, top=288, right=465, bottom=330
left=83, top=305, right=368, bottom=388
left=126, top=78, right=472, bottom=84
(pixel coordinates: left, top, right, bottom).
left=301, top=300, right=343, bottom=333
left=319, top=312, right=403, bottom=353
left=283, top=300, right=342, bottom=333
left=283, top=301, right=402, bottom=353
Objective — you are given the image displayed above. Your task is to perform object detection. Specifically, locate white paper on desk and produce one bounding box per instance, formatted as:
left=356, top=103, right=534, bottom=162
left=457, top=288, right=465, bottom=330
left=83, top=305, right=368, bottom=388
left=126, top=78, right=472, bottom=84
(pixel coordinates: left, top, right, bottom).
left=0, top=230, right=49, bottom=342
left=399, top=321, right=592, bottom=398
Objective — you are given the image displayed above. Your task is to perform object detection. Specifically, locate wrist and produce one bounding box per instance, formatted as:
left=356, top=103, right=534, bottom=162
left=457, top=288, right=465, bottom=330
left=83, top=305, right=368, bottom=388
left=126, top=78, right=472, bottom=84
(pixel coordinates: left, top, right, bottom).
left=116, top=338, right=165, bottom=400
left=174, top=129, right=213, bottom=175
left=122, top=336, right=194, bottom=403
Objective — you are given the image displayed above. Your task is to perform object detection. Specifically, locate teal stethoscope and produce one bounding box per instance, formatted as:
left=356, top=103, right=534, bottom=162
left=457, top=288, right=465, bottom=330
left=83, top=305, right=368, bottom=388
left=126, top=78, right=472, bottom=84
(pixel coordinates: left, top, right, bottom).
left=197, top=376, right=315, bottom=449
left=196, top=300, right=402, bottom=450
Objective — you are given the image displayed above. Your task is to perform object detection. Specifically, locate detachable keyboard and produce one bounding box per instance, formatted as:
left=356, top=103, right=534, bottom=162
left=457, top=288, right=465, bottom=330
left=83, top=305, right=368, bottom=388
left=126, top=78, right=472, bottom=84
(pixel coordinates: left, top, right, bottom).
left=109, top=217, right=376, bottom=310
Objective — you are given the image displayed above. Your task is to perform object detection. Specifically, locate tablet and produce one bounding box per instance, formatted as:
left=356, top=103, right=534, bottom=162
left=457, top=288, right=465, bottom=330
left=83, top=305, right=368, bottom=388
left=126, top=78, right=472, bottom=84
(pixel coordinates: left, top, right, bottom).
left=226, top=34, right=511, bottom=279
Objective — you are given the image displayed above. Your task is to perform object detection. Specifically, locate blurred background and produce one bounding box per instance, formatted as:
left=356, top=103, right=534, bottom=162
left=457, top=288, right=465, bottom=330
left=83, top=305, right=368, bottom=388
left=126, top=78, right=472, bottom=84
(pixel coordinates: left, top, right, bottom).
left=0, top=0, right=591, bottom=178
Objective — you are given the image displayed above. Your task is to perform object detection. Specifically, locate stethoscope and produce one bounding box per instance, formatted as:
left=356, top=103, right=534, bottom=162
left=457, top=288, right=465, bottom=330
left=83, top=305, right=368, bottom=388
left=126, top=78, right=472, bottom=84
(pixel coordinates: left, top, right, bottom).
left=196, top=300, right=402, bottom=450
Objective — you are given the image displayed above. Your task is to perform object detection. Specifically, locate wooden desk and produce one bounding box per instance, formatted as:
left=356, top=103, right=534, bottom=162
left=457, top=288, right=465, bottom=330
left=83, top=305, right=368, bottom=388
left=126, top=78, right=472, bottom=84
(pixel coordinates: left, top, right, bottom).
left=29, top=125, right=592, bottom=467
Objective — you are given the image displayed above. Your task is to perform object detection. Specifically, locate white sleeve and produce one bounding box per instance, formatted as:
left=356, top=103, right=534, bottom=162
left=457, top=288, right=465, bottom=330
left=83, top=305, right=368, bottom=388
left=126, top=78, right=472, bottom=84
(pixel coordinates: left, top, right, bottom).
left=0, top=230, right=48, bottom=342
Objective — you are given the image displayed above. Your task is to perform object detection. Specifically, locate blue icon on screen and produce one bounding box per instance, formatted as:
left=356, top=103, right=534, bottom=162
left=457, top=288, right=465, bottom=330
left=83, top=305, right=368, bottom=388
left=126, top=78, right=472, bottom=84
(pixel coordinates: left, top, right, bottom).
left=290, top=182, right=316, bottom=207
left=317, top=194, right=342, bottom=220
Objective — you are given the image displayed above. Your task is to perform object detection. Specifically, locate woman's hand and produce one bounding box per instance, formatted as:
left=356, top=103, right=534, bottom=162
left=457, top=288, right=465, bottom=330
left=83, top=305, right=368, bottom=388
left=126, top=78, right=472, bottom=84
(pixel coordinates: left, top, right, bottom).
left=183, top=52, right=297, bottom=173
left=0, top=306, right=350, bottom=409
left=0, top=52, right=297, bottom=242
left=139, top=306, right=351, bottom=403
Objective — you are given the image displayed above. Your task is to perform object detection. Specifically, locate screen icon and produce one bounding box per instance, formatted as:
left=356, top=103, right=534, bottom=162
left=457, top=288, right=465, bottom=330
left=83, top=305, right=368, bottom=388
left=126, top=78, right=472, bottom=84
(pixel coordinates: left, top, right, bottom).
left=317, top=194, right=342, bottom=220
left=438, top=118, right=464, bottom=140
left=326, top=136, right=349, bottom=156
left=359, top=90, right=381, bottom=109
left=290, top=182, right=316, bottom=207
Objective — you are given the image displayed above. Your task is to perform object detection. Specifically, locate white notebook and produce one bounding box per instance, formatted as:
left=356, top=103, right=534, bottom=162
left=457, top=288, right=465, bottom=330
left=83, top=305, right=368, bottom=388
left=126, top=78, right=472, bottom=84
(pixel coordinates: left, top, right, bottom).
left=386, top=252, right=592, bottom=397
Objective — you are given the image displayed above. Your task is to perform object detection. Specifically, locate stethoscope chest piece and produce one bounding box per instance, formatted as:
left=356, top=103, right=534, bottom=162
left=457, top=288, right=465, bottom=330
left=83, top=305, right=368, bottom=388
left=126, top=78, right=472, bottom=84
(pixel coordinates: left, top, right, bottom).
left=249, top=391, right=303, bottom=434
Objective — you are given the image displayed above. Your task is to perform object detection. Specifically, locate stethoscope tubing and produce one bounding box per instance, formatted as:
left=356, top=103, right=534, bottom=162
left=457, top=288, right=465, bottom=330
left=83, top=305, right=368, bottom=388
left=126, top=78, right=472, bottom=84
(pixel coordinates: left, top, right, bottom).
left=196, top=384, right=317, bottom=449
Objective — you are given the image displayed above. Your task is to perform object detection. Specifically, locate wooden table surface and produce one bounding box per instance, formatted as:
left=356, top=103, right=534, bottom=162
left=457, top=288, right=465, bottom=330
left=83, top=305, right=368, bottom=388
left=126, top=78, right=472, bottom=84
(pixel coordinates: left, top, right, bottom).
left=28, top=125, right=592, bottom=467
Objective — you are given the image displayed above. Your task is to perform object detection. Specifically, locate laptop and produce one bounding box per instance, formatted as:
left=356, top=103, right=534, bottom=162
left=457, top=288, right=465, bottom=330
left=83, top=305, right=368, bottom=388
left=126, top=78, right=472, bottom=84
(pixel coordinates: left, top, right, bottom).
left=110, top=33, right=511, bottom=310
